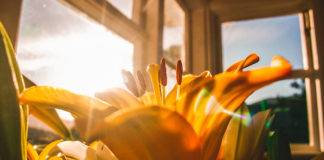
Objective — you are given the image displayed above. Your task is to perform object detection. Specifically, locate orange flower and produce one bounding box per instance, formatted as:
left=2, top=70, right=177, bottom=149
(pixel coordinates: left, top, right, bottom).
left=20, top=54, right=291, bottom=160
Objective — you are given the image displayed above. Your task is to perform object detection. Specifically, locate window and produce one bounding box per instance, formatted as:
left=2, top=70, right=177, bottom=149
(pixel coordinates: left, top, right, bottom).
left=222, top=14, right=309, bottom=144
left=163, top=0, right=185, bottom=92
left=18, top=0, right=134, bottom=96
left=221, top=12, right=322, bottom=154
left=107, top=0, right=133, bottom=19
left=17, top=0, right=134, bottom=144
left=3, top=0, right=323, bottom=155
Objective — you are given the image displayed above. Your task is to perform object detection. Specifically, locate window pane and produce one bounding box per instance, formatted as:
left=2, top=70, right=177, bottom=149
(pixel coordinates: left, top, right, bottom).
left=17, top=0, right=134, bottom=143
left=247, top=79, right=309, bottom=143
left=107, top=0, right=133, bottom=19
left=163, top=0, right=185, bottom=92
left=222, top=14, right=304, bottom=70
left=163, top=0, right=185, bottom=66
left=17, top=0, right=133, bottom=97
left=222, top=15, right=309, bottom=144
left=165, top=64, right=177, bottom=93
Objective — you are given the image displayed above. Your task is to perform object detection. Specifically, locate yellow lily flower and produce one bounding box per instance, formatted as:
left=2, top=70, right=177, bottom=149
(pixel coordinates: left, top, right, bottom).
left=20, top=54, right=291, bottom=160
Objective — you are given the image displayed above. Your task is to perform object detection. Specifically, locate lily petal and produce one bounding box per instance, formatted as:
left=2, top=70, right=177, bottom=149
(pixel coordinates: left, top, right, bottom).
left=57, top=141, right=97, bottom=160
left=146, top=64, right=162, bottom=105
left=140, top=92, right=157, bottom=105
left=224, top=53, right=259, bottom=72
left=93, top=106, right=202, bottom=160
left=166, top=71, right=212, bottom=105
left=201, top=56, right=291, bottom=160
left=173, top=56, right=291, bottom=160
left=96, top=141, right=118, bottom=160
left=95, top=88, right=142, bottom=109
left=20, top=86, right=116, bottom=118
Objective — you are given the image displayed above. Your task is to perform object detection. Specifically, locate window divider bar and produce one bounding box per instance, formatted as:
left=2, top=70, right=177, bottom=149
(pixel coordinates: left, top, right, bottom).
left=288, top=70, right=320, bottom=79
left=59, top=0, right=147, bottom=43
left=305, top=77, right=321, bottom=151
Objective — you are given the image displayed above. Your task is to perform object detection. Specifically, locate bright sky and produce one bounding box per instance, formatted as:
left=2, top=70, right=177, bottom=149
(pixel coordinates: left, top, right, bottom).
left=222, top=14, right=304, bottom=104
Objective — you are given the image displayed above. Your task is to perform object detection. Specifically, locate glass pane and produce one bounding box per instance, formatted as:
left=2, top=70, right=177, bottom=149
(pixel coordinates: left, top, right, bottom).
left=222, top=14, right=304, bottom=70
left=17, top=0, right=134, bottom=143
left=165, top=63, right=177, bottom=93
left=17, top=0, right=133, bottom=97
left=163, top=0, right=185, bottom=66
left=107, top=0, right=133, bottom=19
left=247, top=79, right=309, bottom=143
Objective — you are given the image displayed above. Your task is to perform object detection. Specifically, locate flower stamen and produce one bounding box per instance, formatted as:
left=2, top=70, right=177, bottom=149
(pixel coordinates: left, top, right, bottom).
left=159, top=58, right=167, bottom=105
left=176, top=60, right=183, bottom=101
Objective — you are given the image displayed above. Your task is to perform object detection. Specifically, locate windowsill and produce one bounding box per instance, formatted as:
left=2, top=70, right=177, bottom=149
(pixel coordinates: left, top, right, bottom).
left=292, top=152, right=319, bottom=160
left=263, top=151, right=319, bottom=160
left=291, top=146, right=321, bottom=160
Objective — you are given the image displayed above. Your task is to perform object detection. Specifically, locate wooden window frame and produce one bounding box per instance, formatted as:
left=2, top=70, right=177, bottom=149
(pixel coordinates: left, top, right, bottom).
left=202, top=0, right=324, bottom=156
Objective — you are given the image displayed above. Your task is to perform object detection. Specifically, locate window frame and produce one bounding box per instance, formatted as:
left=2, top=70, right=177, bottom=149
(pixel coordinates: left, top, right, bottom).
left=58, top=0, right=148, bottom=73
left=219, top=12, right=321, bottom=154
left=3, top=0, right=323, bottom=156
left=204, top=0, right=324, bottom=156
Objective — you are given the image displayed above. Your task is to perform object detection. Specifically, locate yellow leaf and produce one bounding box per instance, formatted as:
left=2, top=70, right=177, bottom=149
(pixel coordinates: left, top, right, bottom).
left=48, top=156, right=64, bottom=160
left=220, top=104, right=272, bottom=160
left=20, top=86, right=116, bottom=118
left=21, top=77, right=73, bottom=139
left=250, top=110, right=274, bottom=160
left=30, top=104, right=72, bottom=139
left=27, top=143, right=39, bottom=160
left=39, top=139, right=63, bottom=160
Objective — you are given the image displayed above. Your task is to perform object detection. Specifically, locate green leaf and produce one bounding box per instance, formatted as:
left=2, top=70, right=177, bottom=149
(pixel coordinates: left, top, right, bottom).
left=266, top=130, right=292, bottom=160
left=0, top=22, right=23, bottom=160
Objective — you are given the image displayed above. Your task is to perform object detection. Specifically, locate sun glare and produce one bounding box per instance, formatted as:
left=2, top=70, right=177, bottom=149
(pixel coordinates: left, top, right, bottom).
left=17, top=0, right=134, bottom=120
left=18, top=28, right=133, bottom=120
left=19, top=26, right=133, bottom=96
